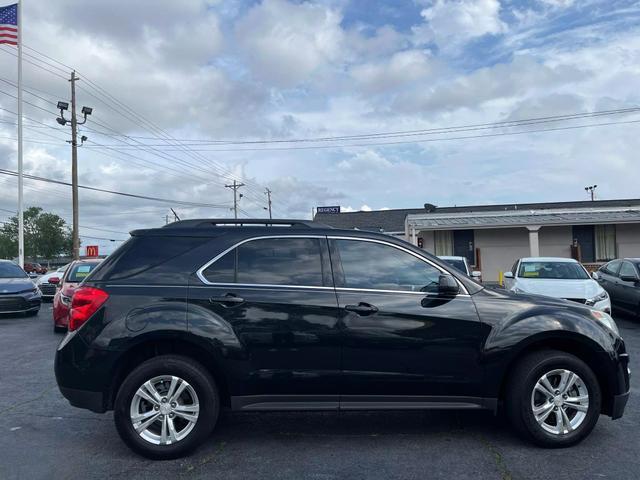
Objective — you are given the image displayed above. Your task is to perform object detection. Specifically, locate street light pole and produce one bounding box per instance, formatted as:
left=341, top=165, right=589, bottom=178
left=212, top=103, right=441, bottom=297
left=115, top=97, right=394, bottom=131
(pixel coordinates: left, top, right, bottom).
left=56, top=71, right=92, bottom=260
left=584, top=185, right=598, bottom=201
left=70, top=71, right=79, bottom=260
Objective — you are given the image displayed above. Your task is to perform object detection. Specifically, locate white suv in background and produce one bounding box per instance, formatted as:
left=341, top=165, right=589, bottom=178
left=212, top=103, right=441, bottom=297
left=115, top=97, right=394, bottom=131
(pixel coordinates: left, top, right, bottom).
left=504, top=257, right=611, bottom=312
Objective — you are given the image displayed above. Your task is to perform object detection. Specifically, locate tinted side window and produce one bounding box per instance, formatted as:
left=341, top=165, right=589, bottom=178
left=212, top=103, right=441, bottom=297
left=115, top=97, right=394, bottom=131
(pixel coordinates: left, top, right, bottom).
left=202, top=249, right=236, bottom=283
left=619, top=262, right=638, bottom=279
left=203, top=238, right=325, bottom=286
left=89, top=236, right=210, bottom=283
left=334, top=239, right=442, bottom=292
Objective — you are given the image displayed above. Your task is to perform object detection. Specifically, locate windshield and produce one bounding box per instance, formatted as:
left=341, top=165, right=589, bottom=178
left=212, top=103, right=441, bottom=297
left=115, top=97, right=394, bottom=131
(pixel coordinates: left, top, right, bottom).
left=518, top=261, right=589, bottom=280
left=442, top=258, right=467, bottom=274
left=0, top=262, right=28, bottom=279
left=66, top=263, right=100, bottom=283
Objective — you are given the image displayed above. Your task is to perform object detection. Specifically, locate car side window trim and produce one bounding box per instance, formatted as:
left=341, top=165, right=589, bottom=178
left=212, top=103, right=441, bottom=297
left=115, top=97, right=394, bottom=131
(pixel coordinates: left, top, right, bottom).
left=327, top=235, right=469, bottom=296
left=196, top=235, right=330, bottom=288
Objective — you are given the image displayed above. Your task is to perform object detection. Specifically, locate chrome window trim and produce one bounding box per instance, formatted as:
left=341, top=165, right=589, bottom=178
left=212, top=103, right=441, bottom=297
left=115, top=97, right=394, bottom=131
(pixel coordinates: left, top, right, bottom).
left=196, top=234, right=468, bottom=296
left=196, top=235, right=327, bottom=287
left=328, top=235, right=469, bottom=295
left=335, top=286, right=471, bottom=297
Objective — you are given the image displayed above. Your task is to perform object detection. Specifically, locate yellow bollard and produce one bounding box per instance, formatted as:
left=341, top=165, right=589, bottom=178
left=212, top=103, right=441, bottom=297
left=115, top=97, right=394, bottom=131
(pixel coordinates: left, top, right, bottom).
left=498, top=271, right=504, bottom=287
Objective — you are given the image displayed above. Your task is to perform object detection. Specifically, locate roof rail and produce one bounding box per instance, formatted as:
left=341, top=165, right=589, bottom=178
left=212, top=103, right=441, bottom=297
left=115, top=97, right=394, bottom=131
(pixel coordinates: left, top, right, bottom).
left=162, top=219, right=331, bottom=229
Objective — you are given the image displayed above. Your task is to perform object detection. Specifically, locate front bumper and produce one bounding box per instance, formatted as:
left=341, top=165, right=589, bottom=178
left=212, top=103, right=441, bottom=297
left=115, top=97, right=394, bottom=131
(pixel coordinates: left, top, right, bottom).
left=59, top=386, right=106, bottom=413
left=607, top=347, right=630, bottom=419
left=0, top=293, right=41, bottom=314
left=612, top=390, right=630, bottom=419
left=38, top=283, right=58, bottom=298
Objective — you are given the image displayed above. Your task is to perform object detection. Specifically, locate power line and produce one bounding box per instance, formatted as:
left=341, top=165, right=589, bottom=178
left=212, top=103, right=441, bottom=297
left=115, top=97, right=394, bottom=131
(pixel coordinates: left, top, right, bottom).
left=0, top=168, right=232, bottom=209
left=76, top=107, right=640, bottom=146
left=86, top=117, right=640, bottom=152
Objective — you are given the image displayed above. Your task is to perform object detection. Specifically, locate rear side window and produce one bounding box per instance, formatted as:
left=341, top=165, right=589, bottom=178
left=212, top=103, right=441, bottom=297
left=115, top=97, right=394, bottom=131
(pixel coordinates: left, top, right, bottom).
left=89, top=236, right=210, bottom=283
left=202, top=237, right=326, bottom=286
left=619, top=262, right=638, bottom=279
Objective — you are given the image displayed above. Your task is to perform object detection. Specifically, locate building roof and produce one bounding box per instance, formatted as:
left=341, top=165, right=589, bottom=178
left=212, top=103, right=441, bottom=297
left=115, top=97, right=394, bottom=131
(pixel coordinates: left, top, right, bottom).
left=408, top=207, right=640, bottom=230
left=314, top=198, right=640, bottom=232
left=314, top=208, right=424, bottom=232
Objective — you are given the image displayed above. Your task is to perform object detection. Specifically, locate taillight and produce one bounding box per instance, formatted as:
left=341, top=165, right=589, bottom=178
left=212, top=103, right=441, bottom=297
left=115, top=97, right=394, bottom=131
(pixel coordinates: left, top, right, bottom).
left=69, top=286, right=109, bottom=331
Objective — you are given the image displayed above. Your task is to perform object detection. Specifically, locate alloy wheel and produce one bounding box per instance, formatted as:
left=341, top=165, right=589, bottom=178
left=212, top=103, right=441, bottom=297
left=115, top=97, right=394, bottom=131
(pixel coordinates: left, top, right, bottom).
left=530, top=368, right=589, bottom=435
left=129, top=375, right=200, bottom=445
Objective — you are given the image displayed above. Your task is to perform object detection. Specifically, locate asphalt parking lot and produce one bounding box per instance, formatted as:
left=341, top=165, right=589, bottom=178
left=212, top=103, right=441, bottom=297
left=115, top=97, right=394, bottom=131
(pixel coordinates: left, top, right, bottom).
left=0, top=304, right=638, bottom=480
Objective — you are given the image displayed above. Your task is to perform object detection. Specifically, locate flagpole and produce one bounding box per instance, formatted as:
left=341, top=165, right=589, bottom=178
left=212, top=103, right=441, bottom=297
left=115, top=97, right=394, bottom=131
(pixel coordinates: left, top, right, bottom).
left=17, top=0, right=24, bottom=268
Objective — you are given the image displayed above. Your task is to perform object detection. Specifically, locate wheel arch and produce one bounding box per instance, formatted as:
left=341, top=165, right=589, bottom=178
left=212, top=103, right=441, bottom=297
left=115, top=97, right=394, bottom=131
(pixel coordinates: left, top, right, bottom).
left=107, top=335, right=231, bottom=410
left=497, top=334, right=616, bottom=416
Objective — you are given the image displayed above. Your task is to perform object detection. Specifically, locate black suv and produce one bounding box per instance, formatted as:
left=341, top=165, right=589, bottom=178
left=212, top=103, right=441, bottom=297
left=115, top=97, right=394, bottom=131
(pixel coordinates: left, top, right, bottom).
left=55, top=219, right=630, bottom=459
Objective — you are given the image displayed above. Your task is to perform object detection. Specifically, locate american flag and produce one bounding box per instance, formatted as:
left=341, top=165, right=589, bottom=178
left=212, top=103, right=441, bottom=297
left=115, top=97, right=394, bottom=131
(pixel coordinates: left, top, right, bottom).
left=0, top=3, right=18, bottom=46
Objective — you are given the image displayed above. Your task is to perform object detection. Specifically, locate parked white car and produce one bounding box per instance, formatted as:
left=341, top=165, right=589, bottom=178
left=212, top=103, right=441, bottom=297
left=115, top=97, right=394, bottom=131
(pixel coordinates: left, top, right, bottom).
left=35, top=264, right=69, bottom=299
left=504, top=257, right=611, bottom=312
left=438, top=255, right=482, bottom=282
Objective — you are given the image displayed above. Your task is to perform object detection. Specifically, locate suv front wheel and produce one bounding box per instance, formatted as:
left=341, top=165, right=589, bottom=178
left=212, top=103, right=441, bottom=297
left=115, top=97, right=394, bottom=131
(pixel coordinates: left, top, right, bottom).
left=506, top=350, right=601, bottom=447
left=114, top=355, right=219, bottom=459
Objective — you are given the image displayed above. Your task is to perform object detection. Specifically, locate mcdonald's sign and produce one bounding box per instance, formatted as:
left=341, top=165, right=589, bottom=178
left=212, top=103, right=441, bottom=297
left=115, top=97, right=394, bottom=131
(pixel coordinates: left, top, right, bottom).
left=86, top=245, right=99, bottom=257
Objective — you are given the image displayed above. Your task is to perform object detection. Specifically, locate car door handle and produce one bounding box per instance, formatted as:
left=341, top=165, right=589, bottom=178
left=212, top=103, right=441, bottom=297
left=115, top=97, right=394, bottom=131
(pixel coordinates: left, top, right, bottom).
left=345, top=302, right=378, bottom=315
left=209, top=294, right=244, bottom=306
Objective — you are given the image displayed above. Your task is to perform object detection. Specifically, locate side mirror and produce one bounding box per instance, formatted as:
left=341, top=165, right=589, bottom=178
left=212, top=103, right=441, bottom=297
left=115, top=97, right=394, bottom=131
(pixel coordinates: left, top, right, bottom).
left=471, top=271, right=482, bottom=278
left=592, top=271, right=599, bottom=280
left=503, top=272, right=514, bottom=279
left=49, top=277, right=60, bottom=284
left=438, top=274, right=460, bottom=295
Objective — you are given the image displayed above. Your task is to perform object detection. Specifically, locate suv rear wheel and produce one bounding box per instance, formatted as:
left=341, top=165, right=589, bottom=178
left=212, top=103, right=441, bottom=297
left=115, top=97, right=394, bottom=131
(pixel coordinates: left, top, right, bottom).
left=114, top=355, right=219, bottom=459
left=506, top=350, right=601, bottom=447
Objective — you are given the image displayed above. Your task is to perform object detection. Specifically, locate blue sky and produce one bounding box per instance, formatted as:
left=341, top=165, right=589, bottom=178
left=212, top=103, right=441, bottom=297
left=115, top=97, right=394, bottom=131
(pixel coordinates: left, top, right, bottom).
left=0, top=0, right=640, bottom=252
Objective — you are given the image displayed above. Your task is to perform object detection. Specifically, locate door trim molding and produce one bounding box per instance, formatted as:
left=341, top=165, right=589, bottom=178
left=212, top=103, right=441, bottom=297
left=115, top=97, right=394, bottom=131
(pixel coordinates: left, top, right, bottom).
left=230, top=395, right=497, bottom=413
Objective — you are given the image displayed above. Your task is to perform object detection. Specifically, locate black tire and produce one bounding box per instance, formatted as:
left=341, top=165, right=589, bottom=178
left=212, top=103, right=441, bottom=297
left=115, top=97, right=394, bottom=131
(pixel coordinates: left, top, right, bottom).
left=114, top=355, right=219, bottom=460
left=25, top=309, right=39, bottom=317
left=53, top=325, right=66, bottom=333
left=506, top=349, right=601, bottom=448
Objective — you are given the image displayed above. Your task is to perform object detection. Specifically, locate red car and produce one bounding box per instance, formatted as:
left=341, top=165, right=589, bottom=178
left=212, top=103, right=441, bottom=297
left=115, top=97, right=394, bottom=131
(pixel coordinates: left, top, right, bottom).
left=24, top=262, right=47, bottom=275
left=53, top=259, right=101, bottom=333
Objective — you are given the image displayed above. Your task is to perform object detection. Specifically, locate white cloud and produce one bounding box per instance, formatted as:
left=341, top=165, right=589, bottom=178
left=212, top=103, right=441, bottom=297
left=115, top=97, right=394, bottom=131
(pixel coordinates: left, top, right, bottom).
left=338, top=150, right=393, bottom=172
left=350, top=49, right=434, bottom=94
left=413, top=0, right=507, bottom=52
left=393, top=55, right=587, bottom=113
left=235, top=0, right=345, bottom=88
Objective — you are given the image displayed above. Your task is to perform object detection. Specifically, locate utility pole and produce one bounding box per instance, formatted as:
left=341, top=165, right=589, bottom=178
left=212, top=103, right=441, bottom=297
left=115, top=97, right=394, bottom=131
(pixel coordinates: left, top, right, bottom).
left=225, top=180, right=245, bottom=219
left=56, top=71, right=92, bottom=260
left=264, top=188, right=272, bottom=219
left=584, top=185, right=597, bottom=201
left=70, top=71, right=79, bottom=260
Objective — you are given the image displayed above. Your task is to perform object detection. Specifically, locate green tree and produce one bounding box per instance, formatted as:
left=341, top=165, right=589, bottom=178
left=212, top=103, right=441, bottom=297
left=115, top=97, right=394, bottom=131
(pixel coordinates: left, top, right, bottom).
left=0, top=207, right=73, bottom=260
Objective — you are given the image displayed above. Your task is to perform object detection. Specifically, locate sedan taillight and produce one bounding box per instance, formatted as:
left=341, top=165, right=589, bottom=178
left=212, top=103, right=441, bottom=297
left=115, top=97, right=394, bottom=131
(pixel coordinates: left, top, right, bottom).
left=69, top=286, right=109, bottom=331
